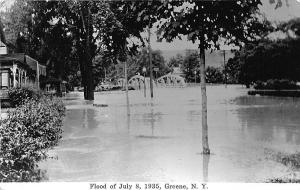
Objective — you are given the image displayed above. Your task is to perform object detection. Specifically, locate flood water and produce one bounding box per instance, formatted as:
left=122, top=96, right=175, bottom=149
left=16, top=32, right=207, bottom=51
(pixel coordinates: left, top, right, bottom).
left=40, top=85, right=300, bottom=182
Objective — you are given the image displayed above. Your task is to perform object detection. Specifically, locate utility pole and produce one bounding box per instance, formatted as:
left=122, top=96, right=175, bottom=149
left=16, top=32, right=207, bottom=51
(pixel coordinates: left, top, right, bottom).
left=124, top=60, right=130, bottom=117
left=104, top=67, right=106, bottom=82
left=148, top=18, right=154, bottom=98
left=143, top=67, right=146, bottom=98
left=124, top=60, right=128, bottom=95
left=223, top=50, right=227, bottom=88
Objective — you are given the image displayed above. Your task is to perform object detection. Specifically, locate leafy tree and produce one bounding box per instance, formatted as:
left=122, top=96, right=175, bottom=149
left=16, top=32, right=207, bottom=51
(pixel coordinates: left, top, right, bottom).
left=0, top=0, right=37, bottom=54
left=134, top=48, right=170, bottom=78
left=153, top=0, right=266, bottom=154
left=231, top=37, right=300, bottom=86
left=2, top=0, right=155, bottom=99
left=278, top=18, right=300, bottom=38
left=206, top=66, right=223, bottom=84
left=168, top=53, right=184, bottom=68
left=225, top=56, right=242, bottom=84
left=181, top=50, right=200, bottom=82
left=103, top=48, right=170, bottom=83
left=31, top=1, right=163, bottom=99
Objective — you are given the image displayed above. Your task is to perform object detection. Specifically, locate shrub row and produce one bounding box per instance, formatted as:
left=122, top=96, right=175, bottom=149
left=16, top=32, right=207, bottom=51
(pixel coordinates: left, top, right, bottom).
left=8, top=87, right=42, bottom=108
left=254, top=79, right=300, bottom=90
left=0, top=95, right=65, bottom=182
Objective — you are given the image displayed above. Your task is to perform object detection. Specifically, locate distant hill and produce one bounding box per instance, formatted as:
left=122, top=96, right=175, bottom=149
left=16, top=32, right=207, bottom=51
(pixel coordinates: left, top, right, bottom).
left=160, top=49, right=235, bottom=68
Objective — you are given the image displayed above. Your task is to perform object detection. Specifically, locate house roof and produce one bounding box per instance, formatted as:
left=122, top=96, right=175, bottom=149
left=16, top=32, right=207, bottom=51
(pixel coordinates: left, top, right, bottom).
left=0, top=53, right=46, bottom=76
left=0, top=40, right=5, bottom=47
left=0, top=53, right=26, bottom=63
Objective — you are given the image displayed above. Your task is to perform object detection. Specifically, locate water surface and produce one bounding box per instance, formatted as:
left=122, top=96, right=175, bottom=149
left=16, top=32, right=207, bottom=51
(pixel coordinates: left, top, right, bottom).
left=40, top=85, right=300, bottom=182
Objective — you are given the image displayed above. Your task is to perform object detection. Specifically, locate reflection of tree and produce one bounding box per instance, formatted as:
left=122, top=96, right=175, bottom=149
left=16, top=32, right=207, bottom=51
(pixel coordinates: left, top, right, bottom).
left=187, top=110, right=201, bottom=122
left=235, top=96, right=300, bottom=144
left=126, top=92, right=131, bottom=132
left=82, top=108, right=98, bottom=129
left=139, top=104, right=163, bottom=137
left=203, top=154, right=210, bottom=182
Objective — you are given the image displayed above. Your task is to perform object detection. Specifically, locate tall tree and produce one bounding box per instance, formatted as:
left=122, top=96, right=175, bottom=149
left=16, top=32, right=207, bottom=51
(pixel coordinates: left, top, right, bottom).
left=0, top=0, right=37, bottom=54
left=29, top=0, right=147, bottom=100
left=153, top=0, right=267, bottom=154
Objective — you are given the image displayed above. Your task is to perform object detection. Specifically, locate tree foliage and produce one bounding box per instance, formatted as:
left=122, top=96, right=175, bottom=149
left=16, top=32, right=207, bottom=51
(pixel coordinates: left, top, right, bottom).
left=168, top=53, right=184, bottom=68
left=0, top=0, right=36, bottom=53
left=180, top=50, right=200, bottom=82
left=206, top=66, right=223, bottom=84
left=2, top=0, right=160, bottom=99
left=229, top=37, right=300, bottom=86
left=278, top=18, right=300, bottom=37
left=98, top=48, right=170, bottom=85
left=156, top=1, right=268, bottom=48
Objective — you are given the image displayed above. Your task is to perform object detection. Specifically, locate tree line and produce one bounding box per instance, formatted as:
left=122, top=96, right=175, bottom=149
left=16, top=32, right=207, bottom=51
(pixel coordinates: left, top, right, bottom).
left=226, top=18, right=300, bottom=87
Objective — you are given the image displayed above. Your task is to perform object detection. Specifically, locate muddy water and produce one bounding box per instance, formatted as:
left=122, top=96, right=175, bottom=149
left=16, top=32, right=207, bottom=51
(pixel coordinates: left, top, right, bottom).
left=40, top=85, right=300, bottom=182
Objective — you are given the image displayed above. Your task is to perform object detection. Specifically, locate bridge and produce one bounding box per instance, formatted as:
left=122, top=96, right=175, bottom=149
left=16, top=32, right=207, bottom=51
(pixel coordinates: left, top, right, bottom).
left=117, top=74, right=186, bottom=90
left=156, top=73, right=186, bottom=88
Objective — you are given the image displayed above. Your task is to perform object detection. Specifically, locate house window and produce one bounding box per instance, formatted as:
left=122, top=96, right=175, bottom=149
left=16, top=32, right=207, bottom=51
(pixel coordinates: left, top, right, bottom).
left=0, top=70, right=9, bottom=89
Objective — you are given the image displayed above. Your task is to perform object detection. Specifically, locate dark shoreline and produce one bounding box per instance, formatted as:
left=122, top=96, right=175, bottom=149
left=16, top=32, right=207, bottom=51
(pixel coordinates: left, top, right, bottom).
left=248, top=90, right=300, bottom=97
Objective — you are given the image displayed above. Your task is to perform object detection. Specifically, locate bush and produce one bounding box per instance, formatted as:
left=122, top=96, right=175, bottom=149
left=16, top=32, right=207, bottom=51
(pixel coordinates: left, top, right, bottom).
left=8, top=87, right=42, bottom=107
left=254, top=79, right=300, bottom=90
left=0, top=97, right=65, bottom=182
left=206, top=66, right=224, bottom=83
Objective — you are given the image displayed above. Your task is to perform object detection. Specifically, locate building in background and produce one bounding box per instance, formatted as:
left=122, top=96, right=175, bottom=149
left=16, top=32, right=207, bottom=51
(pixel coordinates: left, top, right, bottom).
left=0, top=41, right=46, bottom=99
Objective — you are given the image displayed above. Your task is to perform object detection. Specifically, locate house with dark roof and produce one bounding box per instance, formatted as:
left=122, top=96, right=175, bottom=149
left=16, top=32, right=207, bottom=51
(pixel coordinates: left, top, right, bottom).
left=0, top=41, right=46, bottom=99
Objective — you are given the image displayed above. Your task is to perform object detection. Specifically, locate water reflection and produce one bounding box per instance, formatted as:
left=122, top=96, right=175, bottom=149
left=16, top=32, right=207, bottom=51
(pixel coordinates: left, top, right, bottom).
left=187, top=110, right=201, bottom=122
left=150, top=102, right=154, bottom=136
left=126, top=93, right=131, bottom=132
left=141, top=103, right=163, bottom=138
left=234, top=96, right=300, bottom=145
left=202, top=154, right=210, bottom=182
left=82, top=108, right=98, bottom=129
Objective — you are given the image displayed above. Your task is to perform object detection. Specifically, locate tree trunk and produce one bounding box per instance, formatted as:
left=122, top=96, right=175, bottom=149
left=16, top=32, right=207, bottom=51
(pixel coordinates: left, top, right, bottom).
left=81, top=2, right=94, bottom=100
left=199, top=33, right=210, bottom=155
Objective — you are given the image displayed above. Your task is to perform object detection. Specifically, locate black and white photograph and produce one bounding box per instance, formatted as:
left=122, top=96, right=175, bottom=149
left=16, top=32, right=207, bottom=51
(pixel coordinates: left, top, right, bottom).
left=1, top=0, right=300, bottom=187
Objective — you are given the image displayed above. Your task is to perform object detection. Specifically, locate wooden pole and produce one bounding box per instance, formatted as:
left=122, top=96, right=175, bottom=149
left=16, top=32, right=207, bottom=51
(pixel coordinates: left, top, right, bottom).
left=124, top=60, right=128, bottom=94
left=124, top=60, right=130, bottom=117
left=144, top=72, right=146, bottom=98
left=223, top=50, right=227, bottom=88
left=148, top=21, right=154, bottom=98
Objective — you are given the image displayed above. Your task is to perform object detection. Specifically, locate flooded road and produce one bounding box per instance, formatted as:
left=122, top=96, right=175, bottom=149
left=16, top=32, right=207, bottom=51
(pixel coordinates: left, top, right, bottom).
left=40, top=85, right=300, bottom=182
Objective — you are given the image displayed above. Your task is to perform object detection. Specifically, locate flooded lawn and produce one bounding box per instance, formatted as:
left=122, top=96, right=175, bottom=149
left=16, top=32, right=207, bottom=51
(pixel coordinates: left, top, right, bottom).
left=39, top=85, right=300, bottom=182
